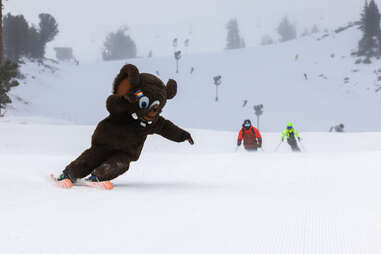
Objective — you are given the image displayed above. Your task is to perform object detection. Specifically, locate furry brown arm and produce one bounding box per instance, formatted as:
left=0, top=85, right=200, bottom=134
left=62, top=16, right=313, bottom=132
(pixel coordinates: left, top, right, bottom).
left=106, top=95, right=130, bottom=115
left=154, top=117, right=194, bottom=144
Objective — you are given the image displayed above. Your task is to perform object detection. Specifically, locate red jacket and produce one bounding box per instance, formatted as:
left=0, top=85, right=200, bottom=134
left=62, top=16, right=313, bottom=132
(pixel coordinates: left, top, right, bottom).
left=237, top=126, right=262, bottom=149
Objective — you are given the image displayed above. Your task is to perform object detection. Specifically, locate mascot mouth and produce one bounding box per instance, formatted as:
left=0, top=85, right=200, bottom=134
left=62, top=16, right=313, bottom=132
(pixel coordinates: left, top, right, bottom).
left=130, top=105, right=160, bottom=127
left=131, top=112, right=155, bottom=127
left=142, top=115, right=155, bottom=121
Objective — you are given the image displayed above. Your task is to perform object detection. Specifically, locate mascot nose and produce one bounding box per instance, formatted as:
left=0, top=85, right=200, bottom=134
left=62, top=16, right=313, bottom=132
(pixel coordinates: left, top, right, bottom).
left=148, top=111, right=157, bottom=117
left=150, top=105, right=160, bottom=114
left=143, top=105, right=160, bottom=121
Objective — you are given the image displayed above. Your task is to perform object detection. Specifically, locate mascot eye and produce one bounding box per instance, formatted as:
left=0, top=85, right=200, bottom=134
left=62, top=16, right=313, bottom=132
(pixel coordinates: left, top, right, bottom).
left=150, top=100, right=160, bottom=109
left=139, top=96, right=150, bottom=109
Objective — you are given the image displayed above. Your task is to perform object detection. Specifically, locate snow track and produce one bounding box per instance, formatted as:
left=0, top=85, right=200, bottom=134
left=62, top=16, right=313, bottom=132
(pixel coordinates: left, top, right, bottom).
left=1, top=120, right=381, bottom=254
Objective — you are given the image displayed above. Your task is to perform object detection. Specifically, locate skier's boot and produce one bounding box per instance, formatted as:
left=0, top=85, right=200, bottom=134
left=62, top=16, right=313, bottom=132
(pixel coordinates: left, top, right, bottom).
left=85, top=174, right=113, bottom=190
left=54, top=172, right=73, bottom=189
left=85, top=174, right=100, bottom=182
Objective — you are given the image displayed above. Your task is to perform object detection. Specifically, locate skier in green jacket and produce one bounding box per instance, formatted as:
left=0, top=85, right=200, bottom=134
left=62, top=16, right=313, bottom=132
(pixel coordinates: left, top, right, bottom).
left=281, top=122, right=302, bottom=152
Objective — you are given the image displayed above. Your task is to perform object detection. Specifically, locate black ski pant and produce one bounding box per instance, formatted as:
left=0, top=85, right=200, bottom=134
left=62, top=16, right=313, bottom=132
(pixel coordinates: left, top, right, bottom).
left=245, top=147, right=258, bottom=152
left=287, top=138, right=301, bottom=152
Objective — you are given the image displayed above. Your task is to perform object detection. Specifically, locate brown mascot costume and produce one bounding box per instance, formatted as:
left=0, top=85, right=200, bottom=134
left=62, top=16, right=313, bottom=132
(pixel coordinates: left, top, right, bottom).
left=54, top=64, right=194, bottom=189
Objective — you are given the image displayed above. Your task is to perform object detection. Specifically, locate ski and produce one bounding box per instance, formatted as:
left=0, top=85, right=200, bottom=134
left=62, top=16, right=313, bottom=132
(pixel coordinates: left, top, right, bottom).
left=50, top=174, right=113, bottom=190
left=78, top=179, right=114, bottom=190
left=50, top=173, right=73, bottom=189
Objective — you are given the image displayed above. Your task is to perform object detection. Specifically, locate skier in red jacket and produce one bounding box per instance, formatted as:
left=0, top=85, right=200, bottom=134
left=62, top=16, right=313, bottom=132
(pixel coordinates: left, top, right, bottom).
left=237, top=119, right=262, bottom=151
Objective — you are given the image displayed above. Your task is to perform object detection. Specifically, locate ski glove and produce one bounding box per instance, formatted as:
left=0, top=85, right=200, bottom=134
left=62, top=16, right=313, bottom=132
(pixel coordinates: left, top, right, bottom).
left=298, top=137, right=302, bottom=142
left=237, top=140, right=242, bottom=146
left=257, top=139, right=262, bottom=148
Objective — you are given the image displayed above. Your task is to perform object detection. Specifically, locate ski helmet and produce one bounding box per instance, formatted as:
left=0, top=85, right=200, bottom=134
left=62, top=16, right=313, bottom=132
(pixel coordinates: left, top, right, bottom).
left=287, top=122, right=293, bottom=129
left=243, top=119, right=251, bottom=128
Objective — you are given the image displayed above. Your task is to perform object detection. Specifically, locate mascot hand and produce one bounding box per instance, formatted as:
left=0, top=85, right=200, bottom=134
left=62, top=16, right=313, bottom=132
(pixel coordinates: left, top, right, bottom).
left=183, top=131, right=194, bottom=145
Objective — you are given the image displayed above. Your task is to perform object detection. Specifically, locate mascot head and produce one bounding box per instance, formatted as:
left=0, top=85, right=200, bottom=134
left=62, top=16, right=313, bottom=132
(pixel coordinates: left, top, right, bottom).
left=112, top=64, right=177, bottom=126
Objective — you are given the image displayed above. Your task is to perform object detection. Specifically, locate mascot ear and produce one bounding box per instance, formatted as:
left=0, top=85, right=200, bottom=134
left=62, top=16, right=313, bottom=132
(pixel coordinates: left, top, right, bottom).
left=166, top=79, right=177, bottom=100
left=113, top=64, right=140, bottom=95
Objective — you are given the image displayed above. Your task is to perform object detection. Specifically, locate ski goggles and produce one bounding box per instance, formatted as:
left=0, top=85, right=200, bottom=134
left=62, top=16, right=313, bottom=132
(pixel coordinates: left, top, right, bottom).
left=287, top=126, right=293, bottom=130
left=244, top=123, right=251, bottom=128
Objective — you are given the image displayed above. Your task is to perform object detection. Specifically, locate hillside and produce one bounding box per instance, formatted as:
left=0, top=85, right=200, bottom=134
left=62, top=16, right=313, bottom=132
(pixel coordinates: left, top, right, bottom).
left=6, top=25, right=381, bottom=131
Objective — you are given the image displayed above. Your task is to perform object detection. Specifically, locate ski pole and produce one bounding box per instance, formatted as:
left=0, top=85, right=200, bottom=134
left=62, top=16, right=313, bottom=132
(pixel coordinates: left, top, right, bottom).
left=235, top=146, right=239, bottom=152
left=299, top=140, right=307, bottom=152
left=274, top=141, right=283, bottom=152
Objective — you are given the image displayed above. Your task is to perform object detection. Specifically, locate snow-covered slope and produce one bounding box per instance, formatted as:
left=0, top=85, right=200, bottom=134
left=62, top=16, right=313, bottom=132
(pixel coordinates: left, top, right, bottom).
left=3, top=22, right=381, bottom=254
left=6, top=25, right=381, bottom=132
left=1, top=119, right=381, bottom=254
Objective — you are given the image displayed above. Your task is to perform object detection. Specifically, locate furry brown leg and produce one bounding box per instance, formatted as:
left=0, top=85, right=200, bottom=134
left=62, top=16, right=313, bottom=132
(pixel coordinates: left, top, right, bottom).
left=92, top=153, right=131, bottom=181
left=63, top=145, right=114, bottom=180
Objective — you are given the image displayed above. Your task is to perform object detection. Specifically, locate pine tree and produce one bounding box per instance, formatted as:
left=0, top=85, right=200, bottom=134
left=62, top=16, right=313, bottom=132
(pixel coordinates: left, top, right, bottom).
left=261, top=35, right=274, bottom=45
left=367, top=0, right=380, bottom=36
left=277, top=17, right=297, bottom=42
left=27, top=26, right=43, bottom=59
left=0, top=60, right=19, bottom=115
left=0, top=0, right=9, bottom=64
left=225, top=19, right=245, bottom=49
left=360, top=0, right=369, bottom=32
left=0, top=0, right=4, bottom=64
left=102, top=27, right=137, bottom=61
left=37, top=13, right=59, bottom=58
left=358, top=0, right=381, bottom=59
left=0, top=2, right=20, bottom=115
left=3, top=14, right=29, bottom=62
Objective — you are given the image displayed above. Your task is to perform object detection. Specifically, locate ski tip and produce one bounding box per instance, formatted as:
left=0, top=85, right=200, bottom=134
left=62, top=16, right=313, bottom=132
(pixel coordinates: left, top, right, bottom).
left=50, top=174, right=73, bottom=189
left=102, top=181, right=114, bottom=190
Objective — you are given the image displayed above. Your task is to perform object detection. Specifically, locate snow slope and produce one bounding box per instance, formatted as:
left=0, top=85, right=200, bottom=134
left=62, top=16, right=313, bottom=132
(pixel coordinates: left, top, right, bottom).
left=7, top=25, right=381, bottom=132
left=1, top=119, right=381, bottom=254
left=2, top=21, right=381, bottom=254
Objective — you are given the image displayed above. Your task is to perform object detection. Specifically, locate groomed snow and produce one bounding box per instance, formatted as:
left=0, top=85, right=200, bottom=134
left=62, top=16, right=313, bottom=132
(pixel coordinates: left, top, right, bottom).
left=1, top=119, right=381, bottom=254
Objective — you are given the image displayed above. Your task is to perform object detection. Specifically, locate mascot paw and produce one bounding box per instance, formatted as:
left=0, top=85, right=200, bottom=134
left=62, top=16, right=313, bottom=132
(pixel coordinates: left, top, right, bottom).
left=183, top=131, right=194, bottom=145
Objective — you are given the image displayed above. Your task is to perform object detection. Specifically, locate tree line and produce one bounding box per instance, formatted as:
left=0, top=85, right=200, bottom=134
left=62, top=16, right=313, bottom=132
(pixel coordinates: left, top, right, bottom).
left=3, top=13, right=59, bottom=62
left=0, top=1, right=58, bottom=115
left=225, top=16, right=299, bottom=50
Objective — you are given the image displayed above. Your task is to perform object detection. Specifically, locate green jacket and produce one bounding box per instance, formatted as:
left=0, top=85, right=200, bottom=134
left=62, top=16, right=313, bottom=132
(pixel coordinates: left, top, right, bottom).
left=282, top=128, right=300, bottom=140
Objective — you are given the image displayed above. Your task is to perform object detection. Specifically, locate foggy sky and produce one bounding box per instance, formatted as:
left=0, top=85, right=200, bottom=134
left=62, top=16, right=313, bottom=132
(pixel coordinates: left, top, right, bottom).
left=5, top=0, right=365, bottom=61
